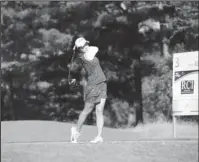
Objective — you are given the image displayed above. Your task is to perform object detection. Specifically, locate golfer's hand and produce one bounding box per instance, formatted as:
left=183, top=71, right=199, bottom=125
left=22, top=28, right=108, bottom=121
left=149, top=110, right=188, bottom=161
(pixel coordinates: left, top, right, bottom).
left=69, top=79, right=76, bottom=85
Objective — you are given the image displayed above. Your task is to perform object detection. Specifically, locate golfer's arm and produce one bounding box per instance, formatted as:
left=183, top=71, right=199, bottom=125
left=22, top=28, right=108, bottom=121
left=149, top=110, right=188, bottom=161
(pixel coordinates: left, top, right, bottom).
left=92, top=46, right=99, bottom=56
left=69, top=60, right=82, bottom=80
left=88, top=46, right=99, bottom=58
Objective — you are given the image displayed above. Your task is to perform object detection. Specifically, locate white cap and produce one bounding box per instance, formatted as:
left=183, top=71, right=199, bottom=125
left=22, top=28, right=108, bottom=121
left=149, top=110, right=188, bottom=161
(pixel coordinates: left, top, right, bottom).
left=74, top=37, right=89, bottom=50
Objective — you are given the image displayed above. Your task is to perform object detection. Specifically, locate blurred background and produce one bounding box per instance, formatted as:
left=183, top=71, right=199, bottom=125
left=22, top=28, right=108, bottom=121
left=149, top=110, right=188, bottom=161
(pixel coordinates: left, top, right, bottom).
left=1, top=1, right=198, bottom=128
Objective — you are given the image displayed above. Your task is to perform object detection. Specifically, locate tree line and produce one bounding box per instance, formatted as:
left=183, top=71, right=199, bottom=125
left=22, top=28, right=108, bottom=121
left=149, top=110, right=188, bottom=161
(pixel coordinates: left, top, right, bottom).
left=1, top=1, right=198, bottom=127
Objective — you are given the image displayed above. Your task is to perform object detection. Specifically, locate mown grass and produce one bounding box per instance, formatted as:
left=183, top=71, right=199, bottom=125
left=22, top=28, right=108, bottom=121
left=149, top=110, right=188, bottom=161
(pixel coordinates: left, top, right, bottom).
left=1, top=121, right=198, bottom=162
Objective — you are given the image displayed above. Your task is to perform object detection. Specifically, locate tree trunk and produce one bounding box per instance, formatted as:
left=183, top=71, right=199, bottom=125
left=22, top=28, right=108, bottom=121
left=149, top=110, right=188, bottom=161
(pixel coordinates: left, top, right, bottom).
left=161, top=37, right=170, bottom=58
left=160, top=13, right=170, bottom=58
left=134, top=60, right=143, bottom=125
left=128, top=58, right=143, bottom=127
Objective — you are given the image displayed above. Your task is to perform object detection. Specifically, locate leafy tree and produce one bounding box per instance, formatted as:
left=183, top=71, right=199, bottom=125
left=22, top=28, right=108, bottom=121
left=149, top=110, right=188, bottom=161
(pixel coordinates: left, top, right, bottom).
left=1, top=1, right=198, bottom=126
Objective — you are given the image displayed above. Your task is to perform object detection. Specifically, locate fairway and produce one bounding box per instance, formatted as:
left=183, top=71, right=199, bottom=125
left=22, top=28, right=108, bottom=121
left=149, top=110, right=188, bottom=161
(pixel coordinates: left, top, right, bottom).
left=1, top=121, right=198, bottom=162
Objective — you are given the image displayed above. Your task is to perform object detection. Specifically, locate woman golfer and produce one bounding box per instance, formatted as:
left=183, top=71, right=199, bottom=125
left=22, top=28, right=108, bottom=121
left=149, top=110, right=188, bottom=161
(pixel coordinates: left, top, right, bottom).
left=69, top=37, right=107, bottom=143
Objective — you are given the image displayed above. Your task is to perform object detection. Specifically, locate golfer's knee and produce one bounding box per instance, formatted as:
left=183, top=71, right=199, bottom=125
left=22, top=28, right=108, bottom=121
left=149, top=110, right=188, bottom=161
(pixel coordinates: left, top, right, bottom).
left=82, top=104, right=93, bottom=115
left=96, top=106, right=103, bottom=115
left=96, top=99, right=106, bottom=114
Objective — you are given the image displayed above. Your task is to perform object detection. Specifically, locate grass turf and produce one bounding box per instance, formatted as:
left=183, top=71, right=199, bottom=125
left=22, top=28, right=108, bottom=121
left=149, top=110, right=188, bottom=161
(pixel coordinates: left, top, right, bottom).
left=1, top=121, right=198, bottom=162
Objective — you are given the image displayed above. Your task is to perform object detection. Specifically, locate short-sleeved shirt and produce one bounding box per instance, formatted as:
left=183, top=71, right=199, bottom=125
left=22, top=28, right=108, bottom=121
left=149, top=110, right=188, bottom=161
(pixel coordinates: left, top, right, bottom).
left=70, top=55, right=106, bottom=85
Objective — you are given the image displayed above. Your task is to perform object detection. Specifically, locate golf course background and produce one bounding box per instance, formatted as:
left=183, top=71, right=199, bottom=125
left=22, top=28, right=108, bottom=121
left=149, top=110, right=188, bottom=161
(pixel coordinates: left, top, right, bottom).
left=1, top=2, right=198, bottom=126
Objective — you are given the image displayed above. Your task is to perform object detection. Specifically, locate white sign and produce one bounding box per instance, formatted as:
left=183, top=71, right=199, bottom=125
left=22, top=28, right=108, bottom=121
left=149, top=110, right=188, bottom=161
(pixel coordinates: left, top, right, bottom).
left=172, top=51, right=199, bottom=115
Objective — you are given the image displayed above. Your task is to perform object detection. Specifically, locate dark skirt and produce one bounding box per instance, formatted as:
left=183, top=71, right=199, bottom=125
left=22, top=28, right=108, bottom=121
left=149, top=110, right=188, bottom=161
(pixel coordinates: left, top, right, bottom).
left=83, top=81, right=107, bottom=104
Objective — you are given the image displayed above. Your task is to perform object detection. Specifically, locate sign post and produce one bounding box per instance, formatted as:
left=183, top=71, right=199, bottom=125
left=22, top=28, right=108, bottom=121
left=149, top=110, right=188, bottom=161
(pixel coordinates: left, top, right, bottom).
left=172, top=51, right=198, bottom=138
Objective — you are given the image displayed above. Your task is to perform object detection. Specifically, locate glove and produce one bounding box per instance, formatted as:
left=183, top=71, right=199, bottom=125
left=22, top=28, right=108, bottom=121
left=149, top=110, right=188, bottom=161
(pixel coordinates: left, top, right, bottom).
left=68, top=78, right=81, bottom=91
left=68, top=79, right=77, bottom=86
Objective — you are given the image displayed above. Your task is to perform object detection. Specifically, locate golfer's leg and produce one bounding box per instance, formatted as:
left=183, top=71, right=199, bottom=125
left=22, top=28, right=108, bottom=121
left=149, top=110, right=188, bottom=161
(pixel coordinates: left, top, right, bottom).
left=95, top=98, right=106, bottom=137
left=76, top=102, right=94, bottom=132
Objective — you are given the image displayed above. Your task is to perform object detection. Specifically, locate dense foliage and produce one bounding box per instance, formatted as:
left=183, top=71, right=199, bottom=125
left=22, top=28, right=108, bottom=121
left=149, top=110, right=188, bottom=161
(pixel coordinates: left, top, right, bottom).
left=1, top=1, right=198, bottom=127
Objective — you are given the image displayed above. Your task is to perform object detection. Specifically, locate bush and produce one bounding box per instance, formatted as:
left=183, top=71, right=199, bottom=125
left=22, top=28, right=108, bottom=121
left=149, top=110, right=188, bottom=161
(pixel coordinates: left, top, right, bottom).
left=142, top=56, right=173, bottom=122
